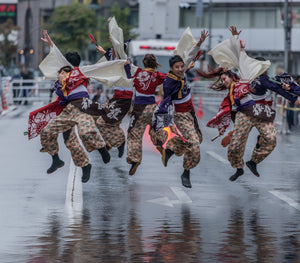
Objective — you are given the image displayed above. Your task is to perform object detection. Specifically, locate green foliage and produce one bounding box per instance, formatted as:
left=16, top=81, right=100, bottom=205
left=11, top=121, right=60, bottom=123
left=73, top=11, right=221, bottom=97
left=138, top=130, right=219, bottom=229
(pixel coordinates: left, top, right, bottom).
left=47, top=3, right=97, bottom=56
left=0, top=19, right=19, bottom=68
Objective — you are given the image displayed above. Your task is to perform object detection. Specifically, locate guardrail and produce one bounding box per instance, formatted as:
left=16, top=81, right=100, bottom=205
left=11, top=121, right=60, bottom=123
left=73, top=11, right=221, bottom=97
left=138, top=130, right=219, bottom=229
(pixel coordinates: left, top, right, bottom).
left=5, top=79, right=55, bottom=105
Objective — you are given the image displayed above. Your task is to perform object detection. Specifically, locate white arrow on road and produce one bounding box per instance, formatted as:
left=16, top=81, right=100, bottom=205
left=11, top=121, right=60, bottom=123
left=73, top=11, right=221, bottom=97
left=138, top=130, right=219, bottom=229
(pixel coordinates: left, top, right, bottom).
left=147, top=186, right=192, bottom=207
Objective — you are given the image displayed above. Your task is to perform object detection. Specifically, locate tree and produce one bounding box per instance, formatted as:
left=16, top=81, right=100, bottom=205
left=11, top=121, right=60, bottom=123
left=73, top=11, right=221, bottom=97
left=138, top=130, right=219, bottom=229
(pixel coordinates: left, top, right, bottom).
left=0, top=18, right=19, bottom=69
left=47, top=3, right=97, bottom=59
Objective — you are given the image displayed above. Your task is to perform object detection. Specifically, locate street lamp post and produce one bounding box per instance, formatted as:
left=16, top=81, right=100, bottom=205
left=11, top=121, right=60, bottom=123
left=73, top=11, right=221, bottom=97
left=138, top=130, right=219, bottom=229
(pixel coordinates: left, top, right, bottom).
left=284, top=0, right=291, bottom=72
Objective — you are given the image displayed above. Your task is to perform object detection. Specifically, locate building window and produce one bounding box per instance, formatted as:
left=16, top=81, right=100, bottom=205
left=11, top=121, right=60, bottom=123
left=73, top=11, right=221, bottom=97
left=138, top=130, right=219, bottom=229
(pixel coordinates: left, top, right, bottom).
left=252, top=8, right=278, bottom=28
left=179, top=5, right=282, bottom=29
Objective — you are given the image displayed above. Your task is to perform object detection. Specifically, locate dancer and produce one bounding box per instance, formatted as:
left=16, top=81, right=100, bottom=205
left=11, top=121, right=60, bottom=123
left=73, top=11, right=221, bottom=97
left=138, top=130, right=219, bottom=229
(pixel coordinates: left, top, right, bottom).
left=152, top=28, right=209, bottom=188
left=198, top=26, right=300, bottom=181
left=125, top=54, right=168, bottom=175
left=36, top=30, right=131, bottom=182
left=95, top=25, right=132, bottom=158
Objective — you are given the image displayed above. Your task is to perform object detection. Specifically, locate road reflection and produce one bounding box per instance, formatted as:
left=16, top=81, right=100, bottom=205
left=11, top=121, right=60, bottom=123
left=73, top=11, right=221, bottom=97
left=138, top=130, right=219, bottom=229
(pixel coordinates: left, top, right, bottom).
left=26, top=164, right=300, bottom=263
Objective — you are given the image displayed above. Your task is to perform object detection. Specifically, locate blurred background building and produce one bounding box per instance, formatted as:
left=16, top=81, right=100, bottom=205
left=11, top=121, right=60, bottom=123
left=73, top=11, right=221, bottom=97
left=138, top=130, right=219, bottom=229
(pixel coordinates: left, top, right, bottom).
left=1, top=0, right=300, bottom=76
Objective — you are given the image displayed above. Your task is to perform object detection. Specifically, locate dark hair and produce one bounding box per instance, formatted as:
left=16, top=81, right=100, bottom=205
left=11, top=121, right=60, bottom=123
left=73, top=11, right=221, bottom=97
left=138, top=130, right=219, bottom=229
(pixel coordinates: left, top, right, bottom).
left=255, top=57, right=266, bottom=61
left=143, top=54, right=161, bottom=69
left=169, top=55, right=184, bottom=67
left=64, top=51, right=81, bottom=67
left=58, top=66, right=72, bottom=74
left=196, top=67, right=240, bottom=91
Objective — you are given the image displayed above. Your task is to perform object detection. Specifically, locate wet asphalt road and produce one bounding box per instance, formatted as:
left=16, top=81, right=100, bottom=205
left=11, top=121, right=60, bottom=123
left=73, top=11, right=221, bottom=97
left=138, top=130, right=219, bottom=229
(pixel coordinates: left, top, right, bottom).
left=1, top=103, right=300, bottom=263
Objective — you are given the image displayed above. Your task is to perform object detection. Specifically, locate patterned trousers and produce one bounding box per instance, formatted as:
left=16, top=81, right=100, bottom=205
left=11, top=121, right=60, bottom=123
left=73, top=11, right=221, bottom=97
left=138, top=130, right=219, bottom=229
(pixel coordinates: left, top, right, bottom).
left=95, top=116, right=125, bottom=149
left=41, top=104, right=105, bottom=160
left=166, top=111, right=202, bottom=170
left=127, top=104, right=168, bottom=164
left=228, top=111, right=277, bottom=169
left=63, top=128, right=89, bottom=167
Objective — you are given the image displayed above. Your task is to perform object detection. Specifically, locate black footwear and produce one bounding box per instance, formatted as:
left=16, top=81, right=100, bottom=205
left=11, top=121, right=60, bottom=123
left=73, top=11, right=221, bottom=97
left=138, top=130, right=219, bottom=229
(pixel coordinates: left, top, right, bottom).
left=181, top=169, right=192, bottom=188
left=98, top=147, right=111, bottom=163
left=229, top=168, right=244, bottom=181
left=162, top=149, right=174, bottom=167
left=47, top=154, right=65, bottom=174
left=156, top=140, right=164, bottom=155
left=81, top=164, right=92, bottom=183
left=246, top=160, right=260, bottom=177
left=129, top=162, right=140, bottom=175
left=117, top=142, right=125, bottom=158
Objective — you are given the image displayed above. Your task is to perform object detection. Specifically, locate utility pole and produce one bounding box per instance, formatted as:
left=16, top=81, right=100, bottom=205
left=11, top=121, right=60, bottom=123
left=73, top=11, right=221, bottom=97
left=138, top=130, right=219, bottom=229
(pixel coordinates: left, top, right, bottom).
left=208, top=0, right=212, bottom=52
left=284, top=0, right=291, bottom=72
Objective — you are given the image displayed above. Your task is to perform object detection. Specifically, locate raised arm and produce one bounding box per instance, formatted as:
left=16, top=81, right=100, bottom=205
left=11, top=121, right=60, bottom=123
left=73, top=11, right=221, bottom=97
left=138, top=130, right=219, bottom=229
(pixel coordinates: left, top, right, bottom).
left=96, top=45, right=106, bottom=55
left=39, top=30, right=72, bottom=79
left=41, top=30, right=54, bottom=48
left=196, top=29, right=209, bottom=48
left=184, top=29, right=209, bottom=69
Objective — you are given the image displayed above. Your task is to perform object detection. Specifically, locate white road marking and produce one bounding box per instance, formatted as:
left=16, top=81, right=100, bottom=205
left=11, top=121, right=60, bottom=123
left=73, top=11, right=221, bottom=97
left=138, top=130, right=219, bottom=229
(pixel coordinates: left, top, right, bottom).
left=147, top=186, right=192, bottom=207
left=206, top=151, right=228, bottom=164
left=269, top=190, right=300, bottom=211
left=65, top=159, right=83, bottom=212
left=170, top=186, right=192, bottom=203
left=147, top=197, right=175, bottom=207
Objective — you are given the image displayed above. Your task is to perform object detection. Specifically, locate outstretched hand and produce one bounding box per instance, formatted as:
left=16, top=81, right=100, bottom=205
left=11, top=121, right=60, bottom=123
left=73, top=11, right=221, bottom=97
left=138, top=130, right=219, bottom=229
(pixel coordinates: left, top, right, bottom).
left=197, top=30, right=209, bottom=47
left=186, top=61, right=195, bottom=72
left=96, top=45, right=106, bottom=54
left=41, top=30, right=53, bottom=47
left=229, top=26, right=242, bottom=36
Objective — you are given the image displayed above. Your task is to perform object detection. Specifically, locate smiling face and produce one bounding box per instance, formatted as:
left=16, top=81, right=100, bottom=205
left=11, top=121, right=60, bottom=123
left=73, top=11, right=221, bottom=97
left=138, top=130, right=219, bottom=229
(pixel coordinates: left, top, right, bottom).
left=220, top=73, right=233, bottom=89
left=170, top=61, right=185, bottom=78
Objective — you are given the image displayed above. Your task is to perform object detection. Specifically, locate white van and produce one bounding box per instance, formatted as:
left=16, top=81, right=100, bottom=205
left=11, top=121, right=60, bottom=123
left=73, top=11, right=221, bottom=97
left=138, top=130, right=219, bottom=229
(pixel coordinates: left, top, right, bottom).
left=128, top=39, right=178, bottom=73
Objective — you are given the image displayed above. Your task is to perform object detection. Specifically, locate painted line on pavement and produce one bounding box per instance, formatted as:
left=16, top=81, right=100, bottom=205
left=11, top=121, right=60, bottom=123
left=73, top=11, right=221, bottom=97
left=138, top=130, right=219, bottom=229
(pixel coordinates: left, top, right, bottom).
left=206, top=151, right=228, bottom=164
left=147, top=186, right=192, bottom=207
left=170, top=186, right=192, bottom=204
left=269, top=190, right=300, bottom=211
left=65, top=159, right=83, bottom=212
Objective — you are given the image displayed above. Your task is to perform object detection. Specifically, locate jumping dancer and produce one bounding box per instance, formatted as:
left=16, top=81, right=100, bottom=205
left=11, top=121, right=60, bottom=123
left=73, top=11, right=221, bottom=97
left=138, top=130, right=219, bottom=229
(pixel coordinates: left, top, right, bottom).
left=152, top=28, right=209, bottom=188
left=94, top=17, right=133, bottom=158
left=125, top=54, right=168, bottom=176
left=36, top=30, right=131, bottom=182
left=198, top=26, right=300, bottom=181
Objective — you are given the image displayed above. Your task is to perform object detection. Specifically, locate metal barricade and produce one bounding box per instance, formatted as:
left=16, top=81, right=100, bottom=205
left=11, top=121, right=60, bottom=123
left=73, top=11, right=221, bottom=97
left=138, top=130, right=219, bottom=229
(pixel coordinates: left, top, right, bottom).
left=7, top=79, right=55, bottom=105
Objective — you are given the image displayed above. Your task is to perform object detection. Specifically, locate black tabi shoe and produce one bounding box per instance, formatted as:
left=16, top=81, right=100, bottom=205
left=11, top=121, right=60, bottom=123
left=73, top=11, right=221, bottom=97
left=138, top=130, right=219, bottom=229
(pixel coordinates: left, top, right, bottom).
left=181, top=169, right=192, bottom=188
left=246, top=160, right=260, bottom=177
left=98, top=147, right=111, bottom=164
left=117, top=142, right=125, bottom=158
left=229, top=168, right=244, bottom=182
left=81, top=164, right=92, bottom=183
left=47, top=153, right=65, bottom=174
left=129, top=162, right=140, bottom=176
left=156, top=140, right=164, bottom=155
left=162, top=149, right=174, bottom=167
